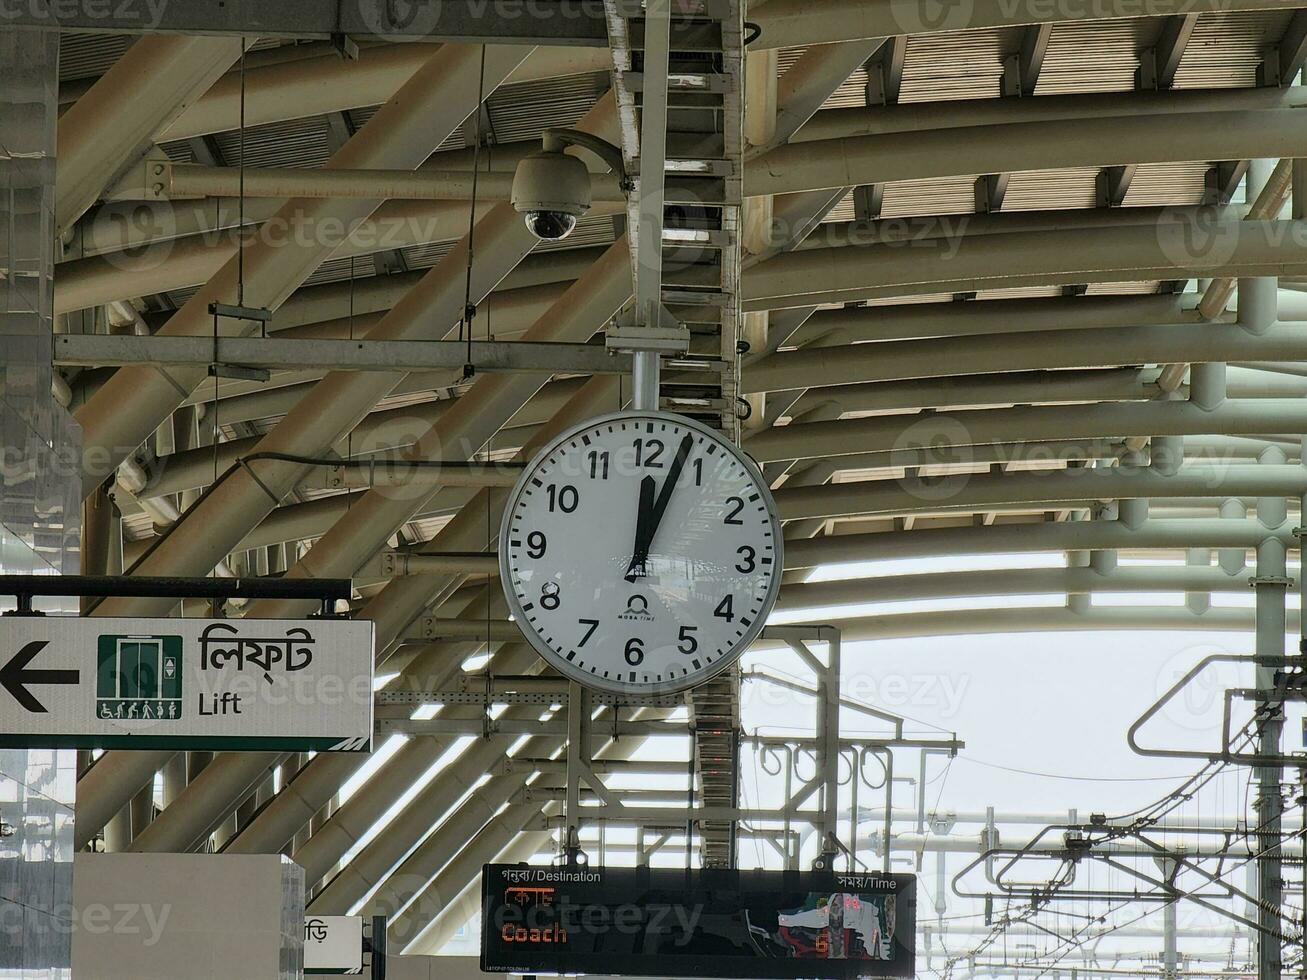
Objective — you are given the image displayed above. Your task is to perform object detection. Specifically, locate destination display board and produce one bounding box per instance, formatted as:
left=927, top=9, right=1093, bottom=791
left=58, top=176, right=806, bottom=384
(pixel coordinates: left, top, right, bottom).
left=480, top=865, right=915, bottom=979
left=0, top=616, right=374, bottom=751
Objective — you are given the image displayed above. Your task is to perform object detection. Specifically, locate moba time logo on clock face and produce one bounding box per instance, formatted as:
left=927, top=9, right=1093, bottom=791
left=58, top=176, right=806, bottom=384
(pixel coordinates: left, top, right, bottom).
left=500, top=411, right=783, bottom=695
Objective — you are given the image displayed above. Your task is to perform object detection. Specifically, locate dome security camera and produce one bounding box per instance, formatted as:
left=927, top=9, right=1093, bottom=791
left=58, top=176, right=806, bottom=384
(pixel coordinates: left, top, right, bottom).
left=511, top=147, right=592, bottom=242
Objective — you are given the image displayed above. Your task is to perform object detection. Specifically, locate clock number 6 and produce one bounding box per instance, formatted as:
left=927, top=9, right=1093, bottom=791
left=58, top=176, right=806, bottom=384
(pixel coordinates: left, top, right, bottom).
left=625, top=637, right=644, bottom=666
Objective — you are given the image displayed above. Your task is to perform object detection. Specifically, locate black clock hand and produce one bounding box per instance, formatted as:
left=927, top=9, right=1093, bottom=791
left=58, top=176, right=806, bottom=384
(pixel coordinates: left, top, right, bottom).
left=626, top=434, right=694, bottom=580
left=625, top=474, right=656, bottom=581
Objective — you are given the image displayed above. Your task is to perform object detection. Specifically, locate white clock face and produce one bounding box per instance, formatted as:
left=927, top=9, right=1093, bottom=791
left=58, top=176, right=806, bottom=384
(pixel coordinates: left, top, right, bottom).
left=500, top=411, right=783, bottom=695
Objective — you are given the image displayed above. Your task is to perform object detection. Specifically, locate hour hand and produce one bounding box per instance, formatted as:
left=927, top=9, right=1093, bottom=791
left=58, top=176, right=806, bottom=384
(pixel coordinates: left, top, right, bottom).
left=625, top=474, right=656, bottom=581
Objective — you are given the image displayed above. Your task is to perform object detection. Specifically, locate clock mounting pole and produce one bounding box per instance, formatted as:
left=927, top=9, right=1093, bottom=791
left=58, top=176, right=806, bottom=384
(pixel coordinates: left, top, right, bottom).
left=605, top=0, right=690, bottom=411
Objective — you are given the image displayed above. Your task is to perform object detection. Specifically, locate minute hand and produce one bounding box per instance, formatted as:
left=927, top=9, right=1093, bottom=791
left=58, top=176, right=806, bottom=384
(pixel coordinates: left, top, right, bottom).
left=626, top=434, right=694, bottom=579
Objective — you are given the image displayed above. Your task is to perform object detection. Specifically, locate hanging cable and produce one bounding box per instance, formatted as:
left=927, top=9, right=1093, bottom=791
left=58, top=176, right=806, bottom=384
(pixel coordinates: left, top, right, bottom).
left=458, top=46, right=489, bottom=381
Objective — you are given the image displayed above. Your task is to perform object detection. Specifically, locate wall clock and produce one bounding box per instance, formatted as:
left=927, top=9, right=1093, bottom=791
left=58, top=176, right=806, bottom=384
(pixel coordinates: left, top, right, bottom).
left=499, top=411, right=784, bottom=695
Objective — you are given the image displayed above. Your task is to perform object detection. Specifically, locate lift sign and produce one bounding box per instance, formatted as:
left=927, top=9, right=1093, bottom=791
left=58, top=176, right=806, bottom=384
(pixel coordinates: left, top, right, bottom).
left=0, top=616, right=374, bottom=752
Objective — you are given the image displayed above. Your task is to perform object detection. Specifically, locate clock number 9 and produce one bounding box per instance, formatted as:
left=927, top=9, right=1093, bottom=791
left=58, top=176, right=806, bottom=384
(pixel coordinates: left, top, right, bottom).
left=625, top=637, right=644, bottom=666
left=526, top=531, right=547, bottom=559
left=541, top=583, right=561, bottom=610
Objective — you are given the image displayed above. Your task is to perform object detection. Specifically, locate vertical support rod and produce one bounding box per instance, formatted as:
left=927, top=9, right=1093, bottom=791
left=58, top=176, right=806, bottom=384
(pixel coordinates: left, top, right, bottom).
left=819, top=633, right=841, bottom=848
left=1255, top=451, right=1288, bottom=980
left=630, top=0, right=672, bottom=412
left=564, top=681, right=589, bottom=861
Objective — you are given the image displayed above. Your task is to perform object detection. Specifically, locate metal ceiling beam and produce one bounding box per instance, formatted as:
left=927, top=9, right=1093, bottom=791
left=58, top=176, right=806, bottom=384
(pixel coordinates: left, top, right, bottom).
left=794, top=84, right=1307, bottom=144
left=71, top=43, right=536, bottom=847
left=748, top=398, right=1307, bottom=464
left=55, top=35, right=246, bottom=236
left=1137, top=14, right=1200, bottom=90
left=746, top=318, right=1307, bottom=394
left=11, top=0, right=608, bottom=44
left=71, top=43, right=534, bottom=496
left=1002, top=24, right=1052, bottom=98
left=227, top=382, right=620, bottom=870
left=131, top=252, right=629, bottom=862
left=1258, top=9, right=1307, bottom=87
left=54, top=335, right=632, bottom=376
left=150, top=45, right=611, bottom=144
left=751, top=108, right=1307, bottom=196
left=742, top=220, right=1307, bottom=312
left=774, top=464, right=1307, bottom=523
left=783, top=517, right=1295, bottom=571
left=745, top=0, right=1294, bottom=50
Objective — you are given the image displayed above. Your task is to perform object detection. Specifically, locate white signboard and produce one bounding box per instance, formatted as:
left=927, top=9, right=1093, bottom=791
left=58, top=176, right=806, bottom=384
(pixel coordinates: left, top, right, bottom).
left=0, top=617, right=374, bottom=752
left=305, top=915, right=365, bottom=975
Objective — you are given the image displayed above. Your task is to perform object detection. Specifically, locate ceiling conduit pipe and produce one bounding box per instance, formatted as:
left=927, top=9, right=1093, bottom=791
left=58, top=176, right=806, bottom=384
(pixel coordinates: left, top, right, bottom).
left=71, top=43, right=536, bottom=850
left=71, top=42, right=535, bottom=497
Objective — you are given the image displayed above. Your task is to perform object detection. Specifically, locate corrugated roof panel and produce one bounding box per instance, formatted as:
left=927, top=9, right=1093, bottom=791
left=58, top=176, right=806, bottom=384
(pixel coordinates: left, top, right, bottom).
left=899, top=27, right=1015, bottom=103
left=1173, top=10, right=1293, bottom=89
left=351, top=71, right=610, bottom=151
left=1001, top=168, right=1100, bottom=211
left=211, top=116, right=330, bottom=170
left=1085, top=281, right=1165, bottom=295
left=59, top=34, right=136, bottom=81
left=486, top=73, right=610, bottom=145
left=975, top=285, right=1064, bottom=301
left=1122, top=161, right=1210, bottom=207
left=821, top=190, right=858, bottom=223
left=1035, top=19, right=1150, bottom=95
left=880, top=175, right=976, bottom=217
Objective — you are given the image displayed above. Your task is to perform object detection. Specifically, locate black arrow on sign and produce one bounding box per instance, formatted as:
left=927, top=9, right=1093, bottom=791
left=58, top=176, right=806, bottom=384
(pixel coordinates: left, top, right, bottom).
left=1, top=640, right=80, bottom=713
